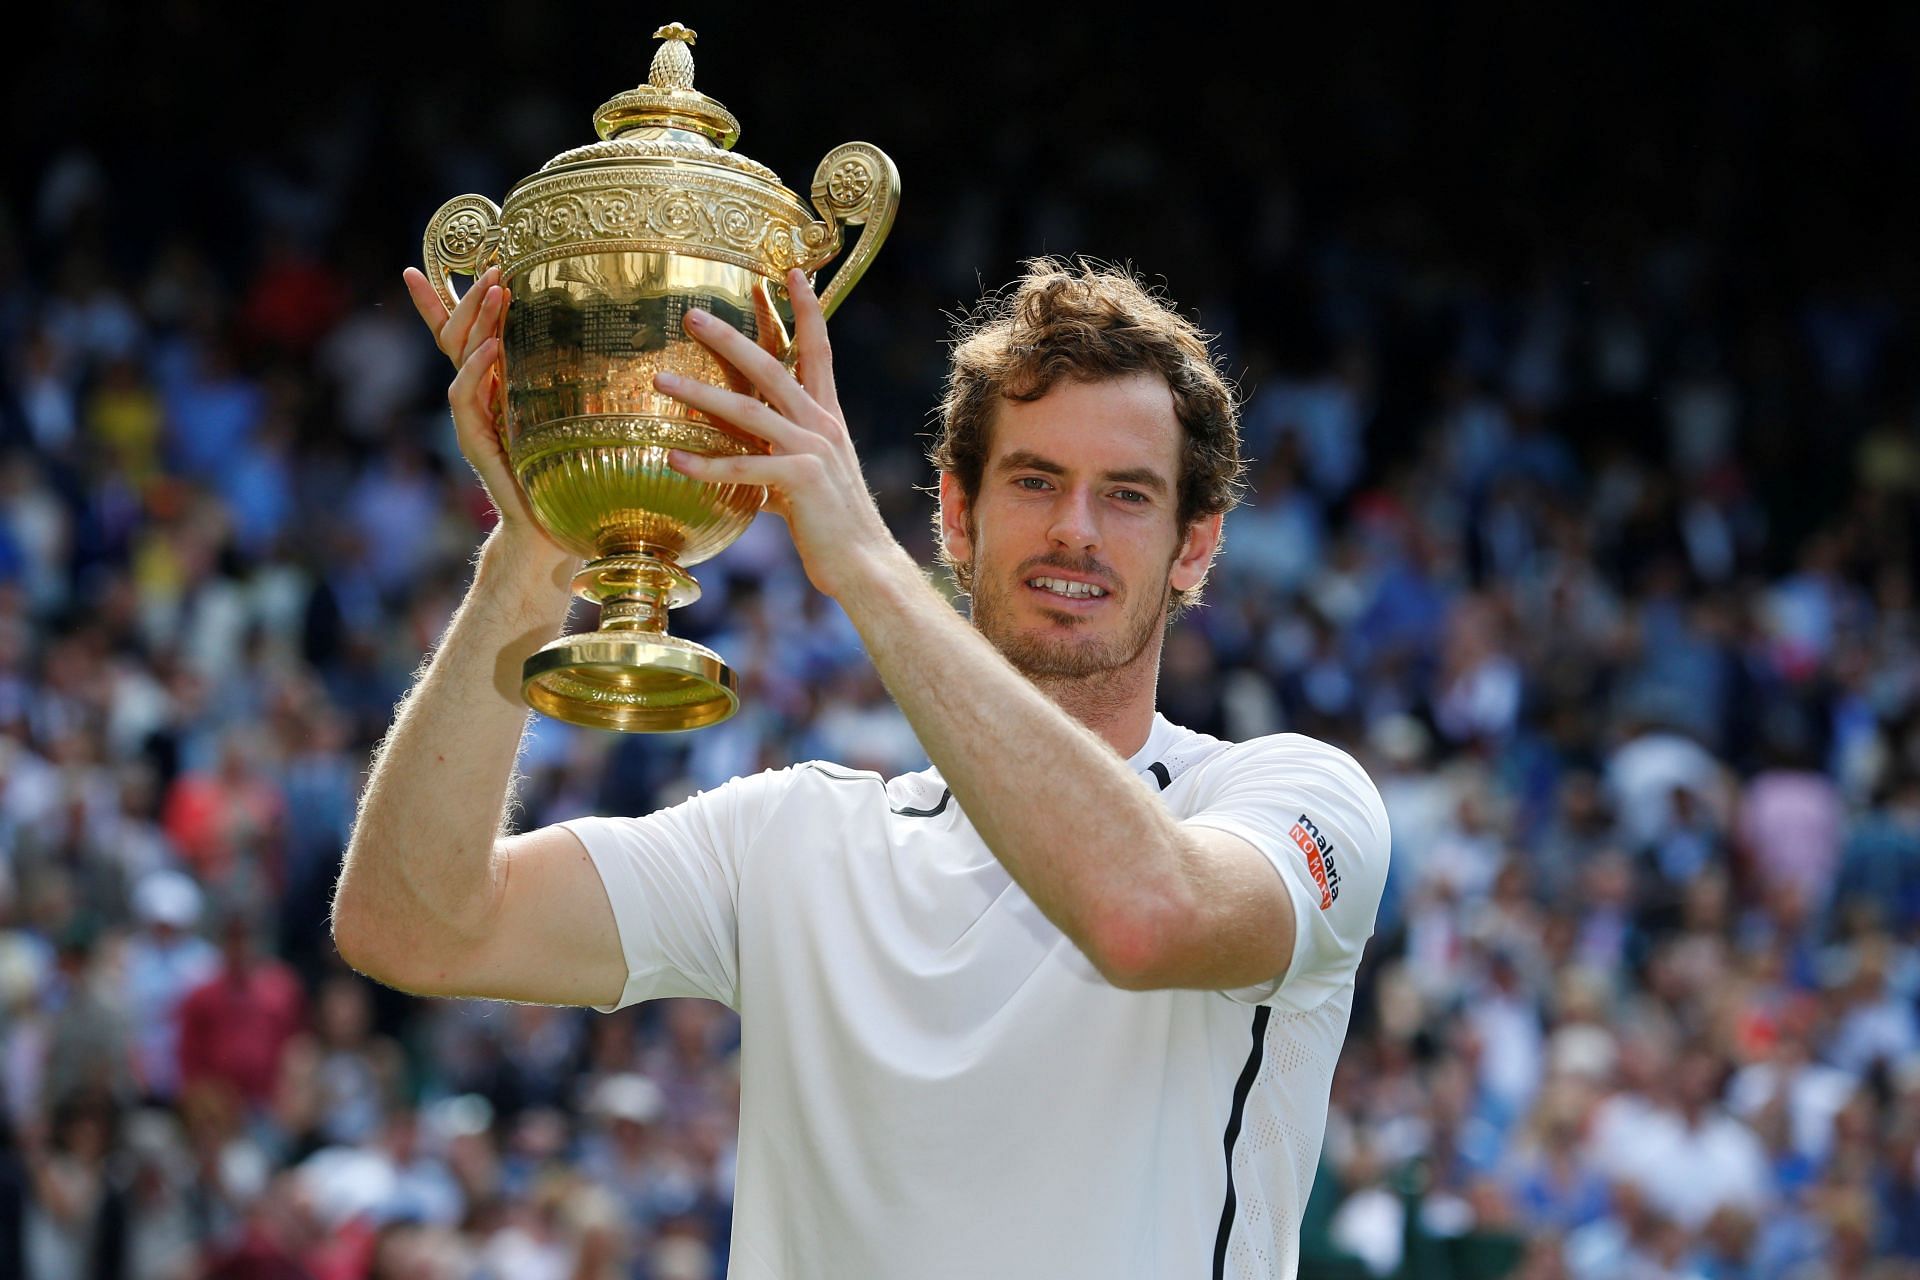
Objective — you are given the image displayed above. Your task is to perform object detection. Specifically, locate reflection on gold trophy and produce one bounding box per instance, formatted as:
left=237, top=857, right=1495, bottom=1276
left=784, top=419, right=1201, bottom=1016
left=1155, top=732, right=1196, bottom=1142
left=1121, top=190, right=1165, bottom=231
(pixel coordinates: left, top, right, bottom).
left=420, top=23, right=898, bottom=731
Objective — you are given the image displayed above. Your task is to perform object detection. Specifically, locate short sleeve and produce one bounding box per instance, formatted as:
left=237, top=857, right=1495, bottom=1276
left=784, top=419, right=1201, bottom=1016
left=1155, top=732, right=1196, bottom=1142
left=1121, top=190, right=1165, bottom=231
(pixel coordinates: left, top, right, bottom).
left=1177, top=736, right=1391, bottom=1011
left=562, top=768, right=800, bottom=1013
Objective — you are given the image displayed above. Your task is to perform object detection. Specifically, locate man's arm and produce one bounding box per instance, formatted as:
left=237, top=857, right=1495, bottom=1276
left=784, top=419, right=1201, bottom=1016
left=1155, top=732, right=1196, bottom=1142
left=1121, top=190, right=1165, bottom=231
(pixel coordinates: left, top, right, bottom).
left=331, top=531, right=626, bottom=1005
left=854, top=564, right=1295, bottom=992
left=331, top=270, right=623, bottom=1006
left=661, top=275, right=1292, bottom=992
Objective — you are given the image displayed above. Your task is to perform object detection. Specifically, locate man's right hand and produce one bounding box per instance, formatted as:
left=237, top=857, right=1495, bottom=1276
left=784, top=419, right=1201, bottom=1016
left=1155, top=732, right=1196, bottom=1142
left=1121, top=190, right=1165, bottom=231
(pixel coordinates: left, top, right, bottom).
left=402, top=265, right=572, bottom=564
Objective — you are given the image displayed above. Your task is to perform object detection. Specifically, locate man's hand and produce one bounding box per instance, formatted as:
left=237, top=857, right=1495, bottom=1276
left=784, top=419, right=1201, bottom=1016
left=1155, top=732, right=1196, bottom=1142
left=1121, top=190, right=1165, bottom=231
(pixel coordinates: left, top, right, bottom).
left=401, top=265, right=571, bottom=565
left=654, top=268, right=909, bottom=601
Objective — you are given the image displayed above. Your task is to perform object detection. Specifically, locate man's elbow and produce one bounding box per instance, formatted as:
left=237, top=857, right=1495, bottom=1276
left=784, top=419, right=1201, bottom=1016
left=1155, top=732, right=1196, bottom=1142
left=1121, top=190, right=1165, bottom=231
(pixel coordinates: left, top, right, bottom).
left=1085, top=893, right=1192, bottom=992
left=1084, top=880, right=1293, bottom=993
left=330, top=901, right=398, bottom=986
left=329, top=886, right=434, bottom=994
left=332, top=915, right=457, bottom=996
left=329, top=839, right=499, bottom=994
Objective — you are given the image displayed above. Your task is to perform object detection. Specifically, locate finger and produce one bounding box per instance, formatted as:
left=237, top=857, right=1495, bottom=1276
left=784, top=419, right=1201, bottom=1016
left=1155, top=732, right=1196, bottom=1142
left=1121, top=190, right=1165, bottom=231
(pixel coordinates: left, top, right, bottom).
left=786, top=268, right=840, bottom=416
left=402, top=267, right=451, bottom=333
left=439, top=265, right=502, bottom=359
left=449, top=336, right=501, bottom=420
left=682, top=308, right=819, bottom=427
left=655, top=371, right=812, bottom=453
left=441, top=264, right=500, bottom=352
left=461, top=286, right=505, bottom=364
left=667, top=449, right=808, bottom=491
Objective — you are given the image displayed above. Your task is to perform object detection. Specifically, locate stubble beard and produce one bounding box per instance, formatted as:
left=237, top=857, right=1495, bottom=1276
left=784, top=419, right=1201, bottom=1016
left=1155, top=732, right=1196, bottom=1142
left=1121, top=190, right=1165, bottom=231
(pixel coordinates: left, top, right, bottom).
left=968, top=555, right=1171, bottom=684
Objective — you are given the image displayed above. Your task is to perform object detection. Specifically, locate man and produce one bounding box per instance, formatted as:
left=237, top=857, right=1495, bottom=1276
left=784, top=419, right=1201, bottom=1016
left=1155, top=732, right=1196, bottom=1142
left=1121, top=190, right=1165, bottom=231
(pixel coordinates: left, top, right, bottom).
left=176, top=910, right=305, bottom=1110
left=122, top=869, right=219, bottom=1101
left=334, top=258, right=1389, bottom=1279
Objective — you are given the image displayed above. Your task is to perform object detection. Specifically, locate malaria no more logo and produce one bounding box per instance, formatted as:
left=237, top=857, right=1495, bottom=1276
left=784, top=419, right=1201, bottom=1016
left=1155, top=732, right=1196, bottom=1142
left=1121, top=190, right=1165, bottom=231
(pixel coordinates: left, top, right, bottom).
left=1287, top=813, right=1344, bottom=910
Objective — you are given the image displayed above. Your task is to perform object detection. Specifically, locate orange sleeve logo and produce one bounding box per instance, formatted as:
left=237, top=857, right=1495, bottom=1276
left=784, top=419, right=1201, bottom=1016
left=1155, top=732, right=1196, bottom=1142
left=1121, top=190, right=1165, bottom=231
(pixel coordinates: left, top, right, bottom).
left=1289, top=821, right=1334, bottom=910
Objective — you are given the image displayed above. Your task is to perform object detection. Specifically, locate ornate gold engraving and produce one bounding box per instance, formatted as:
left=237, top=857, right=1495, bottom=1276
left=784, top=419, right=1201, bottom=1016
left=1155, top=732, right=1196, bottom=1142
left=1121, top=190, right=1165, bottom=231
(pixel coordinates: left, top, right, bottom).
left=497, top=168, right=827, bottom=279
left=810, top=143, right=900, bottom=318
left=421, top=194, right=504, bottom=316
left=507, top=416, right=757, bottom=471
left=542, top=137, right=781, bottom=184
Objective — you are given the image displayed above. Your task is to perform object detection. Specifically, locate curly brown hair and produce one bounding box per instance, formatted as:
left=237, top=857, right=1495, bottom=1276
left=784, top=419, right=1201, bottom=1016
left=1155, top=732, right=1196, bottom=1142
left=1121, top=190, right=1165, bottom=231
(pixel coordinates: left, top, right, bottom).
left=928, top=257, right=1245, bottom=615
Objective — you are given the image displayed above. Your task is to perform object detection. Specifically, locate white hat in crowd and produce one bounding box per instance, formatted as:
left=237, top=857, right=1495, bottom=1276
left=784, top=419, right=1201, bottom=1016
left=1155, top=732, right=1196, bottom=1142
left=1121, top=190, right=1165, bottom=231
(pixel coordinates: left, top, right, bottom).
left=588, top=1073, right=665, bottom=1127
left=134, top=870, right=203, bottom=930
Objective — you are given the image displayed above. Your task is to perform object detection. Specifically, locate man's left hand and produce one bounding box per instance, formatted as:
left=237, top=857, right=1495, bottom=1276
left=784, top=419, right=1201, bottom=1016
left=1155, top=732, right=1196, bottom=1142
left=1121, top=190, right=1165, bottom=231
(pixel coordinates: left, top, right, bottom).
left=655, top=268, right=907, bottom=603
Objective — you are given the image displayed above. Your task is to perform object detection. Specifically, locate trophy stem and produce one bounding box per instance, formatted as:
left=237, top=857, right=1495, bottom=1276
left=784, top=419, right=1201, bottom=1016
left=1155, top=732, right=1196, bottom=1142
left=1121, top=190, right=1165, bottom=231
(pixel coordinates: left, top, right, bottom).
left=571, top=551, right=703, bottom=621
left=521, top=548, right=736, bottom=733
left=599, top=593, right=667, bottom=635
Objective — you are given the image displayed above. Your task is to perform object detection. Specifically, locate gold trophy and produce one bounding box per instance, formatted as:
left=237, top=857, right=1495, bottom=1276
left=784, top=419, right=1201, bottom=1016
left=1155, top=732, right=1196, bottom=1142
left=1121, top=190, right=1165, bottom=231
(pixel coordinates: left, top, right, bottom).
left=420, top=23, right=897, bottom=732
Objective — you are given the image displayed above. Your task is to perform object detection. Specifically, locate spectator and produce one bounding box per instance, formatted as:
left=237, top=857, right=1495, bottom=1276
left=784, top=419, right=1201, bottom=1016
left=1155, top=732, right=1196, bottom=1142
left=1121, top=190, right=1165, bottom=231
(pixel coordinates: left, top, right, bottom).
left=1603, top=1049, right=1772, bottom=1232
left=160, top=728, right=284, bottom=889
left=122, top=869, right=220, bottom=1102
left=176, top=913, right=305, bottom=1111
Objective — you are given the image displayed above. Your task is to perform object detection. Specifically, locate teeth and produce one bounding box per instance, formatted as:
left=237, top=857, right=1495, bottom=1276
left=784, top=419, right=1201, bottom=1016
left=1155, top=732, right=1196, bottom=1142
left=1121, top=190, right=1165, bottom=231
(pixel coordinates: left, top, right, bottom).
left=1029, top=576, right=1106, bottom=598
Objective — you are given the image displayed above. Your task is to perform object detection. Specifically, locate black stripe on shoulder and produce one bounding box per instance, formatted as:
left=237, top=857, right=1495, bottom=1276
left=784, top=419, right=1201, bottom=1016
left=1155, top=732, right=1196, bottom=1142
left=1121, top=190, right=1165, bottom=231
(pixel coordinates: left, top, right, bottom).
left=1148, top=761, right=1172, bottom=790
left=1212, top=1004, right=1271, bottom=1278
left=799, top=763, right=951, bottom=819
left=891, top=789, right=952, bottom=819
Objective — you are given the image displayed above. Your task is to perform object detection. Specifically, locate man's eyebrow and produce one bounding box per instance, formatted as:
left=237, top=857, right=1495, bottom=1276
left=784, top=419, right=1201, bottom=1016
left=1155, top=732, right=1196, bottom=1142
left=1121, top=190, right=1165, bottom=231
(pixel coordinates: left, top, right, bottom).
left=995, top=449, right=1066, bottom=476
left=1101, top=466, right=1171, bottom=494
left=995, top=450, right=1172, bottom=494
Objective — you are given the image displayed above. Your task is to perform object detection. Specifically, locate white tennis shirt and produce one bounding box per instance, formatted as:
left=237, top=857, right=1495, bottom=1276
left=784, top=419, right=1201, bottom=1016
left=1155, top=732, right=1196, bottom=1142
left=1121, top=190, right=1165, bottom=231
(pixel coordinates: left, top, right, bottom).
left=563, top=713, right=1389, bottom=1280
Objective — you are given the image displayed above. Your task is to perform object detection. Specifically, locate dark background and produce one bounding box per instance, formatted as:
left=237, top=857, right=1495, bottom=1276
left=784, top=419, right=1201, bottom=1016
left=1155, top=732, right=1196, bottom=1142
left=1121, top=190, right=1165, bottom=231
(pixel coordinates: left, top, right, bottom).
left=11, top=2, right=1919, bottom=537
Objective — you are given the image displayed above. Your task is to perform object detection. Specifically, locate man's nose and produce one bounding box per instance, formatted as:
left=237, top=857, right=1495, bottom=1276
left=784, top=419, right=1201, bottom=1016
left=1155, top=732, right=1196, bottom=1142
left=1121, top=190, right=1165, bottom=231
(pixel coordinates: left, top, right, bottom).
left=1047, top=489, right=1100, bottom=551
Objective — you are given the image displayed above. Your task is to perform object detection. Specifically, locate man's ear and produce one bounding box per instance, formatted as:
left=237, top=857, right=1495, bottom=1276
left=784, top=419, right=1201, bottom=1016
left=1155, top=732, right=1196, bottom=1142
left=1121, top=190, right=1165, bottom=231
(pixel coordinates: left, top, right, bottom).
left=1169, top=512, right=1223, bottom=593
left=938, top=471, right=974, bottom=570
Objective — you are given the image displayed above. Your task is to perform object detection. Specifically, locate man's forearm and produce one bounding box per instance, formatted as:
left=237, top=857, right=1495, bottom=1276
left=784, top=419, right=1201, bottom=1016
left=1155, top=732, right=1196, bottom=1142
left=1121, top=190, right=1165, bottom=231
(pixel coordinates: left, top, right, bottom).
left=332, top=531, right=575, bottom=973
left=841, top=552, right=1197, bottom=979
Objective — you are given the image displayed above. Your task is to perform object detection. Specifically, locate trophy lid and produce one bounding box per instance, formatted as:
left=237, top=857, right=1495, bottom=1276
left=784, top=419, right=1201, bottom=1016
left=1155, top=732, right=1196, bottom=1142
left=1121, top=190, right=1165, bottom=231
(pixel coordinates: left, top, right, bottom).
left=592, top=24, right=742, bottom=149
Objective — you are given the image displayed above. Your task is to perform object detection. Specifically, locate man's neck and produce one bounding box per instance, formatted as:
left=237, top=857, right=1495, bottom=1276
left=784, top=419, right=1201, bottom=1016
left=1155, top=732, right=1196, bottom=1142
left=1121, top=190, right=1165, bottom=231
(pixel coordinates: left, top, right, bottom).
left=1029, top=655, right=1161, bottom=759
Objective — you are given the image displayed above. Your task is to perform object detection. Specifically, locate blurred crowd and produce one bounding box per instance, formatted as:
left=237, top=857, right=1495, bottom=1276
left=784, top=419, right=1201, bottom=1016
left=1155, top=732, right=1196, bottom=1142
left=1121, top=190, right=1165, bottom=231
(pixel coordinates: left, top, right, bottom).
left=5, top=6, right=1920, bottom=1279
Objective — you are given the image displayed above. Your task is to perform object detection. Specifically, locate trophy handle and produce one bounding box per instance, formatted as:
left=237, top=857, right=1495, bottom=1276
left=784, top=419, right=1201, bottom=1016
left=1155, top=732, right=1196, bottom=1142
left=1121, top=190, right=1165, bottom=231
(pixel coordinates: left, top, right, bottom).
left=805, top=143, right=900, bottom=320
left=422, top=194, right=505, bottom=316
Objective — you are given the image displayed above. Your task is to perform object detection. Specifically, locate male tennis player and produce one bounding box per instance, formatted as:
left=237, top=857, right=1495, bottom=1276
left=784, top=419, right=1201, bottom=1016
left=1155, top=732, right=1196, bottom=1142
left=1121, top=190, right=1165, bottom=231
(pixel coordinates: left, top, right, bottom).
left=334, top=258, right=1389, bottom=1279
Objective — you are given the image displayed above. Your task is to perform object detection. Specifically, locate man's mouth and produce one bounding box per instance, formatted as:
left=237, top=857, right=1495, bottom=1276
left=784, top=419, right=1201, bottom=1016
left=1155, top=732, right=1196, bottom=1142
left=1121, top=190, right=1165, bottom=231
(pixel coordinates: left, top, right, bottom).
left=1026, top=576, right=1108, bottom=600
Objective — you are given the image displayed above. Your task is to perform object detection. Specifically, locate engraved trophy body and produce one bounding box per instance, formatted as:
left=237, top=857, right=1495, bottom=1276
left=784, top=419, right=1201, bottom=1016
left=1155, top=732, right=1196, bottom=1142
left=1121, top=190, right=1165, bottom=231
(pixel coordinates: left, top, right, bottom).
left=420, top=23, right=897, bottom=731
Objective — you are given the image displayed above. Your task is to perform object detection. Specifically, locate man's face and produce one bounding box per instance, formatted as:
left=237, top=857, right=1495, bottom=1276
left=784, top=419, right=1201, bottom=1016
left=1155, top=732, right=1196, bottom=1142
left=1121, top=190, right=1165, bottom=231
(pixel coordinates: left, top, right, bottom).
left=941, top=373, right=1219, bottom=680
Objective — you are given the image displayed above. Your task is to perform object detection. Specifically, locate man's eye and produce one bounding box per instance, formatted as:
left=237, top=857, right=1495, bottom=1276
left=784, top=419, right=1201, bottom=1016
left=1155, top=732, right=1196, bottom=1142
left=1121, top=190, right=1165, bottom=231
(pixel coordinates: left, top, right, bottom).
left=1016, top=476, right=1051, bottom=491
left=1113, top=489, right=1148, bottom=503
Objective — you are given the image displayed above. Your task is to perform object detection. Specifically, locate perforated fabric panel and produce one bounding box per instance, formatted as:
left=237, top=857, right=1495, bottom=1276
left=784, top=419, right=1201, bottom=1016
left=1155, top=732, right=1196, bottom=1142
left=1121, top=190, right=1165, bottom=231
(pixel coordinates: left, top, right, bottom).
left=1157, top=737, right=1219, bottom=786
left=1223, top=995, right=1353, bottom=1278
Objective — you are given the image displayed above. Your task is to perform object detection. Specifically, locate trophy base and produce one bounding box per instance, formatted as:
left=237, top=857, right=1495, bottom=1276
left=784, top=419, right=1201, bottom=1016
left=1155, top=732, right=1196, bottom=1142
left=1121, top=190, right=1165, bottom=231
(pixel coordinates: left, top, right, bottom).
left=521, top=631, right=739, bottom=733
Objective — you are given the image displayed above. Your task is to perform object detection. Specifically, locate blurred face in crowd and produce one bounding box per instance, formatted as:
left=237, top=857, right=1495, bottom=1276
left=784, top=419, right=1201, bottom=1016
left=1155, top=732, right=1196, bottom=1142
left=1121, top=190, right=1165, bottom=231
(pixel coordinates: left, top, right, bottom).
left=941, top=374, right=1219, bottom=684
left=220, top=916, right=253, bottom=969
left=59, top=1100, right=114, bottom=1163
left=318, top=976, right=372, bottom=1047
left=1675, top=1049, right=1723, bottom=1117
